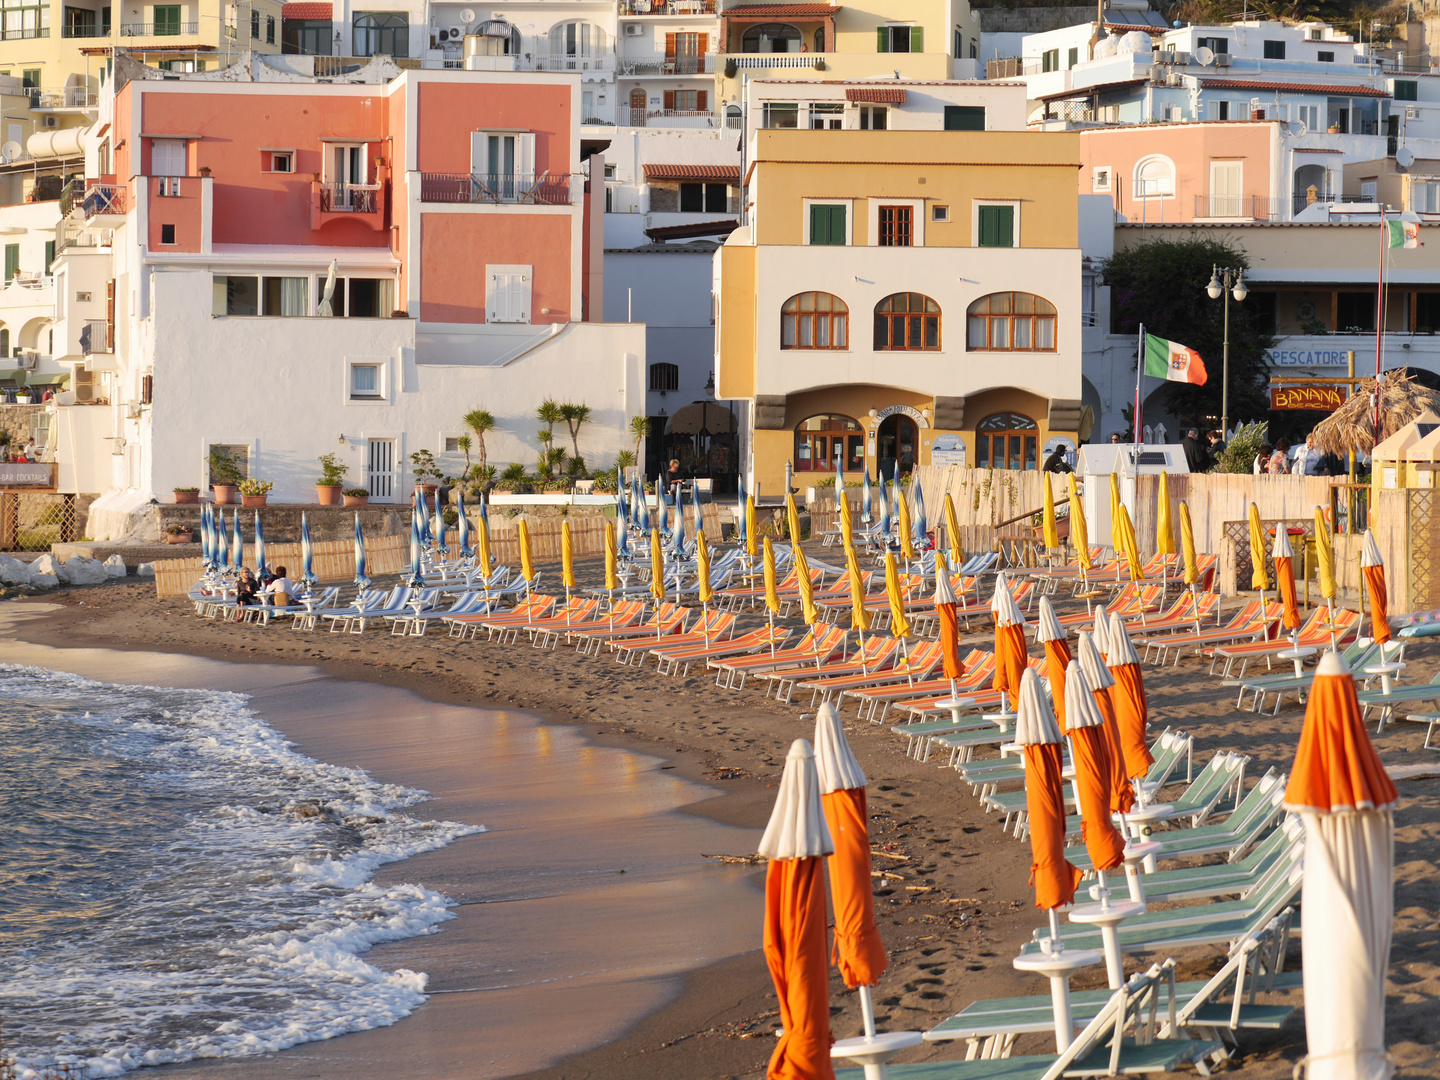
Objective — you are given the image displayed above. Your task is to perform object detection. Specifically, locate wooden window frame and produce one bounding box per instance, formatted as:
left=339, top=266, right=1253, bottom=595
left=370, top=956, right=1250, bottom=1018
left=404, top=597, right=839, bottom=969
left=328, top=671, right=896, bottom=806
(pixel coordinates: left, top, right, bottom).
left=794, top=414, right=863, bottom=472
left=781, top=291, right=849, bottom=350
left=878, top=204, right=913, bottom=246
left=873, top=292, right=940, bottom=351
left=965, top=292, right=1057, bottom=352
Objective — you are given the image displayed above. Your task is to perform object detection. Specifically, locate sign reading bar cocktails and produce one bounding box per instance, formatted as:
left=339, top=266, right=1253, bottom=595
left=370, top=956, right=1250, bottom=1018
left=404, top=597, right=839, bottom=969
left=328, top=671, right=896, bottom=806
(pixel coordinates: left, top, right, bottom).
left=1270, top=385, right=1345, bottom=411
left=0, top=463, right=53, bottom=486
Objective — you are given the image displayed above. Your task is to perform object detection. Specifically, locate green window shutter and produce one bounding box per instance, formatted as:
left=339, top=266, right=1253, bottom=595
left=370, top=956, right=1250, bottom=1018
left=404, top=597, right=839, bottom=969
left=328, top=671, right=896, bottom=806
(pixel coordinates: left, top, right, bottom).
left=810, top=204, right=845, bottom=245
left=910, top=26, right=923, bottom=52
left=44, top=240, right=54, bottom=274
left=1395, top=80, right=1418, bottom=101
left=4, top=244, right=18, bottom=282
left=876, top=26, right=888, bottom=52
left=978, top=206, right=1015, bottom=248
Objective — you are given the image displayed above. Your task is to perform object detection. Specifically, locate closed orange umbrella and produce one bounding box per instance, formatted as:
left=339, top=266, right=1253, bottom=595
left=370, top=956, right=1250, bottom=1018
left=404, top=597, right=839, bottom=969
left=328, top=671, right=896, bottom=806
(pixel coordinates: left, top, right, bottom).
left=1036, top=596, right=1073, bottom=731
left=1076, top=630, right=1134, bottom=815
left=933, top=555, right=965, bottom=688
left=759, top=738, right=836, bottom=1080
left=1107, top=615, right=1154, bottom=781
left=1063, top=660, right=1128, bottom=874
left=1015, top=668, right=1083, bottom=910
left=990, top=572, right=1028, bottom=706
left=1361, top=529, right=1391, bottom=644
left=1274, top=527, right=1301, bottom=634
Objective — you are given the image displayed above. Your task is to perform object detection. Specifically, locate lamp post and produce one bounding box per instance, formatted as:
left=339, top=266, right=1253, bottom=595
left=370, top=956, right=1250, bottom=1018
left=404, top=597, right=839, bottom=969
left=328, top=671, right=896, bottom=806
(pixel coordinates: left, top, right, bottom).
left=1205, top=265, right=1247, bottom=441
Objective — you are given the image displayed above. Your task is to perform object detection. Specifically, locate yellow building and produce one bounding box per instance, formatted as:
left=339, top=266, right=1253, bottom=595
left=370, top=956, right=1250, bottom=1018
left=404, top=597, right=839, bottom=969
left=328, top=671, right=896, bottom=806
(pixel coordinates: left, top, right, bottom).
left=714, top=78, right=1084, bottom=496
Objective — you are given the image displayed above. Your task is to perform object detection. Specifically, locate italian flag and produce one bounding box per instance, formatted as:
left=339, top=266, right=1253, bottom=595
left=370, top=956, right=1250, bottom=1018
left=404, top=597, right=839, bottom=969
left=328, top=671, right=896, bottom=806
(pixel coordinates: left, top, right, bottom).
left=1387, top=219, right=1420, bottom=249
left=1143, top=333, right=1208, bottom=385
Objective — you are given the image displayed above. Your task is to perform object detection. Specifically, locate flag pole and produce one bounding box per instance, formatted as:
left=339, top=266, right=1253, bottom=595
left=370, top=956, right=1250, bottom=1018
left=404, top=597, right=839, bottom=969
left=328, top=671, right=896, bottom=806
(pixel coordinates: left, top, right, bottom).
left=1374, top=210, right=1388, bottom=440
left=1135, top=322, right=1145, bottom=448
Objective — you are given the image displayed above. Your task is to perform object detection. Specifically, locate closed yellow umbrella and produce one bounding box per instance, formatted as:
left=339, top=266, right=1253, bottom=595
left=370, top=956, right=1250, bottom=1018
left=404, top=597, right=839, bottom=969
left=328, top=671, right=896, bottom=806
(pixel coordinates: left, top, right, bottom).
left=786, top=491, right=803, bottom=546
left=517, top=517, right=535, bottom=583
left=838, top=485, right=854, bottom=548
left=604, top=516, right=619, bottom=593
left=793, top=542, right=819, bottom=628
left=1248, top=503, right=1270, bottom=593
left=944, top=493, right=965, bottom=568
left=561, top=518, right=576, bottom=591
left=1109, top=472, right=1124, bottom=558
left=845, top=543, right=871, bottom=635
left=476, top=515, right=494, bottom=589
left=763, top=536, right=781, bottom=615
left=1041, top=474, right=1060, bottom=551
left=746, top=496, right=759, bottom=558
left=896, top=487, right=916, bottom=562
left=1067, top=472, right=1092, bottom=572
left=697, top=528, right=714, bottom=605
left=884, top=552, right=912, bottom=640
left=650, top=527, right=666, bottom=602
left=1117, top=503, right=1144, bottom=582
left=1315, top=506, right=1337, bottom=606
left=1179, top=501, right=1203, bottom=628
left=1156, top=471, right=1176, bottom=557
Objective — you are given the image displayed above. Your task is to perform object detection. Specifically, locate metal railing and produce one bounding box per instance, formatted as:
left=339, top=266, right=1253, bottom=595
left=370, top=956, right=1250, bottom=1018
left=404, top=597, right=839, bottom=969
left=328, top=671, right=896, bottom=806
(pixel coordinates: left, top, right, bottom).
left=631, top=109, right=724, bottom=128
left=527, top=53, right=616, bottom=73
left=419, top=172, right=583, bottom=205
left=1042, top=100, right=1099, bottom=125
left=1193, top=194, right=1290, bottom=221
left=621, top=55, right=716, bottom=75
left=0, top=26, right=48, bottom=39
left=29, top=86, right=96, bottom=108
left=121, top=20, right=198, bottom=35
left=80, top=184, right=126, bottom=218
left=80, top=320, right=110, bottom=354
left=318, top=182, right=380, bottom=213
left=56, top=223, right=106, bottom=254
left=62, top=22, right=109, bottom=37
left=619, top=0, right=718, bottom=13
left=1292, top=192, right=1381, bottom=214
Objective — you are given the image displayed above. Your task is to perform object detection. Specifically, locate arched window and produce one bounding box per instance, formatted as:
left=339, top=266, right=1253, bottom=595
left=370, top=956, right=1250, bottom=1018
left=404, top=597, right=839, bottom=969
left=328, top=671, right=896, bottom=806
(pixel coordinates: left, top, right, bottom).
left=549, top=20, right=606, bottom=58
left=975, top=412, right=1038, bottom=471
left=782, top=292, right=848, bottom=349
left=0, top=327, right=8, bottom=358
left=649, top=362, right=679, bottom=391
left=353, top=13, right=409, bottom=57
left=741, top=23, right=800, bottom=53
left=874, top=293, right=940, bottom=350
left=966, top=292, right=1056, bottom=351
left=1134, top=155, right=1175, bottom=197
left=795, top=414, right=863, bottom=472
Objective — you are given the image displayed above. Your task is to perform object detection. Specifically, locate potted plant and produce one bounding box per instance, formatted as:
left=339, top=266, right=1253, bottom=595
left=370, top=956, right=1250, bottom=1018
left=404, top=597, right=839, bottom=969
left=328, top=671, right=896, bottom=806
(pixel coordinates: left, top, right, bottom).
left=494, top=462, right=527, bottom=494
left=239, top=477, right=273, bottom=507
left=343, top=487, right=369, bottom=507
left=316, top=452, right=348, bottom=506
left=165, top=523, right=195, bottom=544
left=209, top=446, right=244, bottom=504
left=173, top=486, right=200, bottom=504
left=410, top=448, right=443, bottom=494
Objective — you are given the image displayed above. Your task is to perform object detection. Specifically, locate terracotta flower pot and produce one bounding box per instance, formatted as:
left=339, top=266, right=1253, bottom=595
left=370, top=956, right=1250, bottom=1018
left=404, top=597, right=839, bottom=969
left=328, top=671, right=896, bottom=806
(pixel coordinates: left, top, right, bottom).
left=165, top=532, right=194, bottom=544
left=342, top=494, right=368, bottom=507
left=212, top=484, right=237, bottom=504
left=316, top=484, right=343, bottom=506
left=240, top=494, right=268, bottom=508
left=173, top=490, right=200, bottom=504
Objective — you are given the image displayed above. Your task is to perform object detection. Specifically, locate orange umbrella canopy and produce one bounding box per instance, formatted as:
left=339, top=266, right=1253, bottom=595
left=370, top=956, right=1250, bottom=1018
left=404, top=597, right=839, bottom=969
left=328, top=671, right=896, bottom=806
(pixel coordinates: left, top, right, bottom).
left=1284, top=651, right=1399, bottom=815
left=933, top=557, right=965, bottom=681
left=1361, top=530, right=1391, bottom=645
left=1107, top=615, right=1155, bottom=781
left=814, top=703, right=887, bottom=989
left=1015, top=669, right=1083, bottom=909
left=1076, top=630, right=1134, bottom=815
left=1063, top=661, right=1128, bottom=873
left=1274, top=527, right=1301, bottom=633
left=1036, top=596, right=1073, bottom=731
left=991, top=572, right=1029, bottom=696
left=759, top=738, right=836, bottom=1080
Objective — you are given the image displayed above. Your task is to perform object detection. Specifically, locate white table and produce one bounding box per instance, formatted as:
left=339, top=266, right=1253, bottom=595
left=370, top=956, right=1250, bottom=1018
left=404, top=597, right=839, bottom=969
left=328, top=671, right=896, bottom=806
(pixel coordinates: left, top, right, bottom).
left=1068, top=895, right=1145, bottom=989
left=1277, top=645, right=1317, bottom=679
left=1119, top=803, right=1172, bottom=873
left=1365, top=661, right=1406, bottom=696
left=830, top=1030, right=923, bottom=1080
left=1013, top=944, right=1105, bottom=1052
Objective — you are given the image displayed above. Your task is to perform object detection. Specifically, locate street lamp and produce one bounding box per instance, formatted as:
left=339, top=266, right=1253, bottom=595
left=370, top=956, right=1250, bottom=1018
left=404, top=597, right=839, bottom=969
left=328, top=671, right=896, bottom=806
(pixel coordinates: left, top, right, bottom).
left=1205, top=265, right=1247, bottom=440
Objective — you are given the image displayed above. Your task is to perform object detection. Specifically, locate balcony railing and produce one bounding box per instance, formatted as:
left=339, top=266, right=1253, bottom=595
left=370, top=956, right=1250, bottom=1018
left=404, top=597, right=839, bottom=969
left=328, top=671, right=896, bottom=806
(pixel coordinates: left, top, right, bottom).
left=79, top=184, right=126, bottom=219
left=726, top=53, right=829, bottom=69
left=80, top=320, right=110, bottom=355
left=620, top=0, right=718, bottom=13
left=621, top=55, right=716, bottom=75
left=56, top=222, right=106, bottom=254
left=120, top=20, right=198, bottom=35
left=61, top=22, right=109, bottom=37
left=318, top=182, right=380, bottom=213
left=1193, top=194, right=1292, bottom=221
left=527, top=52, right=616, bottom=73
left=0, top=26, right=48, bottom=39
left=419, top=172, right=583, bottom=205
left=629, top=109, right=724, bottom=128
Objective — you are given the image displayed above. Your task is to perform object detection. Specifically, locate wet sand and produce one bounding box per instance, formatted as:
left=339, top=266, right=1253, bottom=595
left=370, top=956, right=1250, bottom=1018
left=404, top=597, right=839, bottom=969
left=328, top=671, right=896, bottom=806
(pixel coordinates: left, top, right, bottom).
left=3, top=557, right=1439, bottom=1079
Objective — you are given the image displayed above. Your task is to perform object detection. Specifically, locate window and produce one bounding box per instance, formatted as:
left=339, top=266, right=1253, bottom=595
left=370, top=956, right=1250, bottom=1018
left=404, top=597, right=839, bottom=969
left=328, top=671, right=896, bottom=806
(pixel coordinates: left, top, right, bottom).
left=1067, top=46, right=1078, bottom=67
left=250, top=8, right=259, bottom=37
left=808, top=203, right=846, bottom=245
left=159, top=223, right=175, bottom=244
left=350, top=364, right=381, bottom=399
left=21, top=68, right=38, bottom=87
left=264, top=151, right=293, bottom=173
left=649, top=362, right=679, bottom=391
left=976, top=204, right=1015, bottom=247
left=975, top=412, right=1038, bottom=471
left=876, top=25, right=920, bottom=53
left=63, top=6, right=96, bottom=36
left=284, top=18, right=332, bottom=54
left=208, top=444, right=250, bottom=484
left=1134, top=155, right=1175, bottom=197
left=1092, top=166, right=1112, bottom=192
left=741, top=22, right=799, bottom=52
left=670, top=89, right=699, bottom=112
left=762, top=102, right=798, bottom=128
left=1318, top=50, right=1334, bottom=62
left=347, top=278, right=392, bottom=317
left=262, top=276, right=307, bottom=316
left=353, top=12, right=408, bottom=57
left=151, top=138, right=186, bottom=177
left=0, top=0, right=46, bottom=43
left=809, top=102, right=843, bottom=129
left=1395, top=80, right=1418, bottom=101
left=795, top=414, right=863, bottom=472
left=878, top=205, right=912, bottom=246
left=967, top=292, right=1056, bottom=351
left=549, top=20, right=605, bottom=63
left=43, top=239, right=53, bottom=275
left=3, top=243, right=16, bottom=282
left=213, top=275, right=259, bottom=315
left=470, top=132, right=536, bottom=200
left=1336, top=291, right=1375, bottom=332
left=874, top=293, right=939, bottom=350
left=858, top=105, right=887, bottom=130
left=931, top=204, right=948, bottom=222
left=487, top=264, right=531, bottom=323
left=1412, top=180, right=1440, bottom=214
left=943, top=105, right=985, bottom=131
left=1417, top=293, right=1440, bottom=332
left=1041, top=48, right=1059, bottom=72
left=1361, top=179, right=1377, bottom=201
left=266, top=14, right=274, bottom=43
left=1263, top=40, right=1285, bottom=59
left=782, top=291, right=848, bottom=349
left=680, top=182, right=728, bottom=213
left=1197, top=35, right=1228, bottom=55
left=153, top=4, right=179, bottom=34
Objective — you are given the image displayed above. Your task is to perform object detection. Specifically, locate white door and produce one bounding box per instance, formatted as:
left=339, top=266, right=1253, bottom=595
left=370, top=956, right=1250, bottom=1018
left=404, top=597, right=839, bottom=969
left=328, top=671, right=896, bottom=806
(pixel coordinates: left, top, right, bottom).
left=1210, top=160, right=1242, bottom=218
left=366, top=438, right=396, bottom=500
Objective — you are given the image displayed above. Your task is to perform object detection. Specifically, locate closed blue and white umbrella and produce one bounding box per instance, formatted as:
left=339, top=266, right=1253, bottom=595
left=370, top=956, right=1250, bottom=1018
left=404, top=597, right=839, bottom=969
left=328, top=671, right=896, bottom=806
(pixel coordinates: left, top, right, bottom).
left=407, top=516, right=425, bottom=588
left=737, top=476, right=748, bottom=547
left=353, top=512, right=371, bottom=589
left=835, top=454, right=844, bottom=499
left=636, top=476, right=650, bottom=532
left=456, top=490, right=473, bottom=558
left=199, top=503, right=212, bottom=568
left=300, top=512, right=317, bottom=585
left=216, top=509, right=229, bottom=571
left=862, top=469, right=873, bottom=525
left=911, top=475, right=928, bottom=546
left=616, top=489, right=631, bottom=557
left=231, top=510, right=244, bottom=571
left=879, top=481, right=892, bottom=538
left=415, top=490, right=432, bottom=546
left=670, top=485, right=687, bottom=558
left=434, top=499, right=448, bottom=556
left=253, top=511, right=268, bottom=578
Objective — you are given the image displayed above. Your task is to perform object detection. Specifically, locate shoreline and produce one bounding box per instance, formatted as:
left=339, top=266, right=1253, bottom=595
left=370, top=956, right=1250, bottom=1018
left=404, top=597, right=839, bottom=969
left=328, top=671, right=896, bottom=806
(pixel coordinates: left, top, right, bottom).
left=5, top=574, right=1440, bottom=1079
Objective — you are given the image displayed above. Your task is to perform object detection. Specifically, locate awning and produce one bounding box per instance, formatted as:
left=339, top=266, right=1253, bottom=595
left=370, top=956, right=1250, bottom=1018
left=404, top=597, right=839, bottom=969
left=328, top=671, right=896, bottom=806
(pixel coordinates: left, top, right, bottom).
left=643, top=163, right=741, bottom=182
left=1038, top=78, right=1147, bottom=103
left=721, top=3, right=836, bottom=15
left=644, top=219, right=739, bottom=241
left=283, top=2, right=332, bottom=18
left=667, top=401, right=737, bottom=436
left=846, top=87, right=906, bottom=104
left=1199, top=78, right=1390, bottom=98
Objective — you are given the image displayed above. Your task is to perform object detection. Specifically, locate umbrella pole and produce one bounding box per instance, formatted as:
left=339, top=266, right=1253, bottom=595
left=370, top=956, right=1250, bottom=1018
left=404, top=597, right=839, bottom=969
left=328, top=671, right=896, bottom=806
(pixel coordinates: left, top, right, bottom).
left=703, top=600, right=710, bottom=647
left=768, top=610, right=777, bottom=656
left=858, top=984, right=878, bottom=1039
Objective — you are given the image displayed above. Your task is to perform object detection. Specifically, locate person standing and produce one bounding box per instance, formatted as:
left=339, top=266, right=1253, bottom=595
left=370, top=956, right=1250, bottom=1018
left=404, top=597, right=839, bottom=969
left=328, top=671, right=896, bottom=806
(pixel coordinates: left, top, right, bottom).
left=1180, top=428, right=1209, bottom=473
left=1298, top=434, right=1325, bottom=475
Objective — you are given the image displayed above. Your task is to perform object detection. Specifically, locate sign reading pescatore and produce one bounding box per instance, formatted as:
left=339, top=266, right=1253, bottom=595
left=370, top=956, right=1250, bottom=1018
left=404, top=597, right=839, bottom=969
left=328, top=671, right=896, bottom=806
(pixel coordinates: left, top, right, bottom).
left=1270, top=385, right=1345, bottom=411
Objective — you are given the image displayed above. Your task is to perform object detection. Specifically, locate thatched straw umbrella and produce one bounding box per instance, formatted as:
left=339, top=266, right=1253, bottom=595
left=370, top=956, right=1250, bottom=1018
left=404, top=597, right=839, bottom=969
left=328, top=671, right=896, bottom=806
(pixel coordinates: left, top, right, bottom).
left=1311, top=371, right=1440, bottom=456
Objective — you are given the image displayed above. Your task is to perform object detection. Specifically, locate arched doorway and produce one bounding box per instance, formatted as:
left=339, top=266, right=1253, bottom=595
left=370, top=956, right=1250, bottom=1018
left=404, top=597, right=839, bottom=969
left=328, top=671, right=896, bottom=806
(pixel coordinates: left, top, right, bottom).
left=976, top=412, right=1039, bottom=470
left=876, top=414, right=917, bottom=481
left=630, top=87, right=647, bottom=127
left=795, top=413, right=862, bottom=473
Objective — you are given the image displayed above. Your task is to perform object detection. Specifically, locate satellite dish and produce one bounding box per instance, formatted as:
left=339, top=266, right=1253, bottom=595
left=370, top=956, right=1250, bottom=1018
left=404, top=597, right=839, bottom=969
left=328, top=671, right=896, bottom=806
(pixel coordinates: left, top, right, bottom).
left=0, top=141, right=21, bottom=163
left=459, top=7, right=475, bottom=21
left=1397, top=146, right=1416, bottom=168
left=1286, top=118, right=1304, bottom=136
left=1195, top=46, right=1215, bottom=66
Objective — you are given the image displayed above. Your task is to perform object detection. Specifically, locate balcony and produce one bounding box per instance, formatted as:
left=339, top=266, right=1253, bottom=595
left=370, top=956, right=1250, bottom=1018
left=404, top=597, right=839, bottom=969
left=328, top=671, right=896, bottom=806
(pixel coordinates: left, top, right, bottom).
left=620, top=0, right=718, bottom=13
left=526, top=52, right=616, bottom=74
left=725, top=52, right=832, bottom=71
left=120, top=20, right=198, bottom=35
left=628, top=109, right=725, bottom=129
left=419, top=172, right=584, bottom=205
left=61, top=22, right=109, bottom=37
left=620, top=55, right=716, bottom=75
left=79, top=183, right=126, bottom=225
left=79, top=320, right=110, bottom=355
left=311, top=180, right=385, bottom=231
left=1193, top=194, right=1290, bottom=221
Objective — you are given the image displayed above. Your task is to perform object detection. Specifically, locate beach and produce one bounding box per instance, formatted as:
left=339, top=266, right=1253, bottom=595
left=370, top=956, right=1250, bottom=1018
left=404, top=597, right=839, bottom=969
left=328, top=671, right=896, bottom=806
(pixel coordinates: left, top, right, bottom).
left=3, top=562, right=1439, bottom=1080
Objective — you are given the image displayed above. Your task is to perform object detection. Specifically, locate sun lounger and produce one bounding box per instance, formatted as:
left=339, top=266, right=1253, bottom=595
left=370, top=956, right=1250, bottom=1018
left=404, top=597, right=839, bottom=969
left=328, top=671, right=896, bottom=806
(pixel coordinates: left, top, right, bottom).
left=499, top=598, right=603, bottom=646
left=320, top=586, right=411, bottom=634
left=1208, top=607, right=1358, bottom=677
left=790, top=640, right=944, bottom=706
left=1229, top=638, right=1395, bottom=714
left=527, top=600, right=648, bottom=650
left=844, top=650, right=995, bottom=722
left=709, top=625, right=849, bottom=688
left=649, top=625, right=792, bottom=677
left=612, top=609, right=736, bottom=666
left=386, top=590, right=492, bottom=636
left=1359, top=667, right=1440, bottom=732
left=1136, top=818, right=1304, bottom=904
left=1141, top=601, right=1277, bottom=667
left=761, top=636, right=903, bottom=703
left=570, top=603, right=689, bottom=656
left=443, top=595, right=557, bottom=640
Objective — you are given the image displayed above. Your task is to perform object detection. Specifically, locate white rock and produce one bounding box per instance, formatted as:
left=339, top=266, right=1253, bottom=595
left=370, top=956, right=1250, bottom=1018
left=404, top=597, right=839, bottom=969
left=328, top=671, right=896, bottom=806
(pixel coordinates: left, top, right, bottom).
left=103, top=554, right=129, bottom=578
left=136, top=562, right=156, bottom=577
left=29, top=553, right=67, bottom=584
left=0, top=552, right=28, bottom=585
left=27, top=569, right=59, bottom=590
left=64, top=556, right=109, bottom=585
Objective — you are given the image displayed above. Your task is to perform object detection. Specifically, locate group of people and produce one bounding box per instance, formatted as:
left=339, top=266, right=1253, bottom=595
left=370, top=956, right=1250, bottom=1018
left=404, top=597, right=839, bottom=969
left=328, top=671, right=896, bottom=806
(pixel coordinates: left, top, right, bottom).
left=1, top=437, right=40, bottom=463
left=1252, top=434, right=1347, bottom=476
left=232, top=565, right=304, bottom=615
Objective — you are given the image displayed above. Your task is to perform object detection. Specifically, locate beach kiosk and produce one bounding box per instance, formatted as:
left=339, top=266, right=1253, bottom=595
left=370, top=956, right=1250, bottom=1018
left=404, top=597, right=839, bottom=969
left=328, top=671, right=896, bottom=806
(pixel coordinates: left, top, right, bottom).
left=1372, top=412, right=1440, bottom=490
left=1074, top=444, right=1189, bottom=550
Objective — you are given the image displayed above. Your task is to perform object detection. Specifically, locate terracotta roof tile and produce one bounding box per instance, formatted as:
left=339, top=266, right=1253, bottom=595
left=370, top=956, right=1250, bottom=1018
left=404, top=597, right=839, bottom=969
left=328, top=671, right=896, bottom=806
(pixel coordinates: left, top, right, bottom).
left=644, top=163, right=742, bottom=181
left=1200, top=78, right=1390, bottom=98
left=282, top=3, right=332, bottom=19
left=846, top=87, right=906, bottom=103
left=722, top=3, right=836, bottom=16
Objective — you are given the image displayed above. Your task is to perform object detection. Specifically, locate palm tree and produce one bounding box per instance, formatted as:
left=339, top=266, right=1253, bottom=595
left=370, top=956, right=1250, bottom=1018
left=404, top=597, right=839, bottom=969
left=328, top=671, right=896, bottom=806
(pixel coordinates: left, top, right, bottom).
left=537, top=399, right=563, bottom=442
left=559, top=402, right=591, bottom=458
left=455, top=434, right=472, bottom=471
left=462, top=409, right=495, bottom=473
left=629, top=415, right=650, bottom=476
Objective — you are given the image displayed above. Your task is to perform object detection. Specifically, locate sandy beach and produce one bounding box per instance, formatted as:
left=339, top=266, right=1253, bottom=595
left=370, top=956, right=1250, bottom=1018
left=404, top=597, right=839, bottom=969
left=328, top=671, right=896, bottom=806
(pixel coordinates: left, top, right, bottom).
left=3, top=554, right=1439, bottom=1080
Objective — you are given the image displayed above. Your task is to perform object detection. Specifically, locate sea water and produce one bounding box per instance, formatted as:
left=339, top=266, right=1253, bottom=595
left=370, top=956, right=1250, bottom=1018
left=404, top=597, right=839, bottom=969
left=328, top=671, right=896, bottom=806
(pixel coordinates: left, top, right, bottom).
left=0, top=664, right=482, bottom=1078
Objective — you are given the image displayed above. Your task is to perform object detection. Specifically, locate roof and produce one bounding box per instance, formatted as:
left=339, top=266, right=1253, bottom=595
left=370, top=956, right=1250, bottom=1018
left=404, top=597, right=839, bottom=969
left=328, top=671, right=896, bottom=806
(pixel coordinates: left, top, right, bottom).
left=846, top=86, right=906, bottom=103
left=1038, top=78, right=1147, bottom=103
left=282, top=2, right=332, bottom=18
left=721, top=3, right=836, bottom=15
left=644, top=219, right=740, bottom=241
left=644, top=163, right=741, bottom=181
left=1199, top=78, right=1390, bottom=98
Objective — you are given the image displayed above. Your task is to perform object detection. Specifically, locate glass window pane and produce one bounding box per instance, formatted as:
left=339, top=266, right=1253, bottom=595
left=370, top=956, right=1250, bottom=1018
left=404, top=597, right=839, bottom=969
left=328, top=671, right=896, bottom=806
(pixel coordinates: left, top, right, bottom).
left=799, top=291, right=815, bottom=311
left=991, top=316, right=1008, bottom=348
left=874, top=316, right=888, bottom=349
left=816, top=317, right=829, bottom=347
left=924, top=316, right=938, bottom=348
left=1014, top=318, right=1031, bottom=349
left=834, top=316, right=846, bottom=348
left=782, top=317, right=796, bottom=347
left=968, top=316, right=986, bottom=348
left=907, top=315, right=921, bottom=347
left=976, top=436, right=989, bottom=468
left=799, top=318, right=813, bottom=347
left=1025, top=436, right=1037, bottom=470
left=991, top=293, right=1011, bottom=314
left=1013, top=293, right=1034, bottom=314
left=1008, top=435, right=1021, bottom=470
left=1036, top=317, right=1055, bottom=349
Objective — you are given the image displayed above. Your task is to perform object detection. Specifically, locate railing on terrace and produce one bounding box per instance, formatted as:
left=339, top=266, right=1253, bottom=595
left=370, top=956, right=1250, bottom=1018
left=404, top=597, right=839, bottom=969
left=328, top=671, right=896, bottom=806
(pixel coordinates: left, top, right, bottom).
left=318, top=182, right=380, bottom=213
left=56, top=223, right=106, bottom=254
left=1043, top=100, right=1097, bottom=125
left=79, top=183, right=125, bottom=218
left=1193, top=194, right=1290, bottom=221
left=30, top=86, right=96, bottom=108
left=0, top=26, right=48, bottom=39
left=61, top=22, right=109, bottom=37
left=727, top=53, right=830, bottom=69
left=5, top=271, right=53, bottom=290
left=527, top=52, right=616, bottom=73
left=419, top=172, right=583, bottom=205
left=121, top=20, right=198, bottom=34
left=620, top=0, right=718, bottom=13
left=79, top=320, right=110, bottom=355
left=1292, top=192, right=1383, bottom=214
left=632, top=109, right=724, bottom=128
left=620, top=55, right=716, bottom=75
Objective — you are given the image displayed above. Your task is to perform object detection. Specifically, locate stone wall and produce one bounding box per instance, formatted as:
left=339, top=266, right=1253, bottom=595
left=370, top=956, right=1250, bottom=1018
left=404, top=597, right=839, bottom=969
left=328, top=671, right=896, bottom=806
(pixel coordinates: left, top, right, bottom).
left=975, top=6, right=1095, bottom=33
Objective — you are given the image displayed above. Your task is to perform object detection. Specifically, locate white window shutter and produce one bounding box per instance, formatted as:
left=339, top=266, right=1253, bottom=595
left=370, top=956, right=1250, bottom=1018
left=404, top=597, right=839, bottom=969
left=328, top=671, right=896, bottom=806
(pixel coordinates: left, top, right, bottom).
left=487, top=270, right=506, bottom=322
left=516, top=133, right=536, bottom=180
left=470, top=131, right=485, bottom=176
left=153, top=139, right=186, bottom=177
left=512, top=268, right=531, bottom=322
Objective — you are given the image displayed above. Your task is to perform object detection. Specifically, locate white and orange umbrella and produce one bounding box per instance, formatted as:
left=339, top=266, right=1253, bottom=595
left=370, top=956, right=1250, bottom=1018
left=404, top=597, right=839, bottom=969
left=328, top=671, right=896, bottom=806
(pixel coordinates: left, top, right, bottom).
left=934, top=555, right=965, bottom=699
left=990, top=572, right=1028, bottom=717
left=1036, top=596, right=1073, bottom=732
left=1062, top=660, right=1129, bottom=876
left=1282, top=651, right=1398, bottom=1080
left=1107, top=615, right=1155, bottom=788
left=759, top=738, right=836, bottom=1080
left=1274, top=527, right=1301, bottom=642
left=1361, top=529, right=1391, bottom=645
left=1076, top=630, right=1134, bottom=815
left=1091, top=604, right=1111, bottom=659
